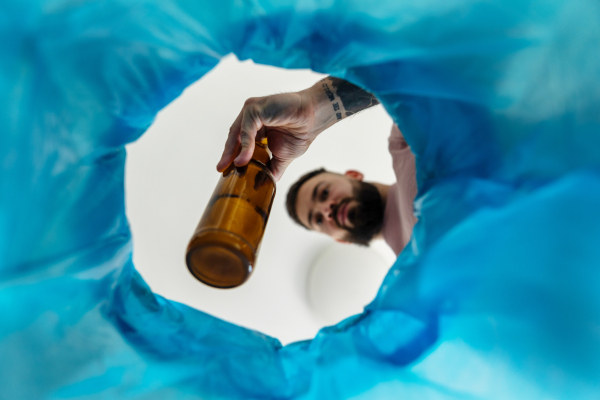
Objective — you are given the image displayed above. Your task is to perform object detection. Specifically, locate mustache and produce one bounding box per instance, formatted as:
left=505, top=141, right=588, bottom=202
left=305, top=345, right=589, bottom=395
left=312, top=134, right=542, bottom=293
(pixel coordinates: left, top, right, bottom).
left=332, top=198, right=352, bottom=228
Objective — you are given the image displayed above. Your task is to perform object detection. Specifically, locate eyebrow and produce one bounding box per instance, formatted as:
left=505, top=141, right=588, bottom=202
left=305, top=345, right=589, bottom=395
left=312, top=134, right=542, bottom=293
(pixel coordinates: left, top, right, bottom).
left=312, top=182, right=322, bottom=202
left=307, top=182, right=323, bottom=228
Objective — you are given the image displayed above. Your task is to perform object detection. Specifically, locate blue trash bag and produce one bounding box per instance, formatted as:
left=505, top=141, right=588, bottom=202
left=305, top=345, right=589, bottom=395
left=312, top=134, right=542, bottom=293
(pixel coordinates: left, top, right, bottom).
left=1, top=0, right=600, bottom=399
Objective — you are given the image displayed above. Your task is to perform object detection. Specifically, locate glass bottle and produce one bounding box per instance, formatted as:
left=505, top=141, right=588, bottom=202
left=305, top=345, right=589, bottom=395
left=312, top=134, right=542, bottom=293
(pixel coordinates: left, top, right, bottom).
left=186, top=138, right=276, bottom=289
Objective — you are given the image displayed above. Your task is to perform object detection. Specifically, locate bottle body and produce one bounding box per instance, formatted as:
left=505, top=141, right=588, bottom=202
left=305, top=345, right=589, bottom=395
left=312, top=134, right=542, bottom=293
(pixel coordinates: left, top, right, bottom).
left=186, top=141, right=275, bottom=289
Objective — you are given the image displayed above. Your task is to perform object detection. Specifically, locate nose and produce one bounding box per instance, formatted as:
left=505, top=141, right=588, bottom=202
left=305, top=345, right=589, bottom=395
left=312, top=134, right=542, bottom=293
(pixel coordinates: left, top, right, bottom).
left=320, top=200, right=336, bottom=221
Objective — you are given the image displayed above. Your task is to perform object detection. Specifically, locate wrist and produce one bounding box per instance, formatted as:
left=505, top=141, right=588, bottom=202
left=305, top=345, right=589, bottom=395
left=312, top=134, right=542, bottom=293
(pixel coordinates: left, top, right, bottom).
left=301, top=82, right=339, bottom=134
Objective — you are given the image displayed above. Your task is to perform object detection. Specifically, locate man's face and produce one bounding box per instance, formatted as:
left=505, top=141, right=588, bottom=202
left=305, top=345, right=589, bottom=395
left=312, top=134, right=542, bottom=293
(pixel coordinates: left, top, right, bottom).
left=295, top=171, right=384, bottom=245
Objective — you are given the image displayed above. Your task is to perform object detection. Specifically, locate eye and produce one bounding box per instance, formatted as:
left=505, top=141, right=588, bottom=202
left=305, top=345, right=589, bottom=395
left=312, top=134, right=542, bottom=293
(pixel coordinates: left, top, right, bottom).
left=315, top=214, right=323, bottom=226
left=320, top=188, right=329, bottom=202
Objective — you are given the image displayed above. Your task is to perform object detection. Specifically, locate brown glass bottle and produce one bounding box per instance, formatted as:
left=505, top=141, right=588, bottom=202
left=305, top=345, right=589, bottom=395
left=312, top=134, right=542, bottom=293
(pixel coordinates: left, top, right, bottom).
left=186, top=138, right=276, bottom=289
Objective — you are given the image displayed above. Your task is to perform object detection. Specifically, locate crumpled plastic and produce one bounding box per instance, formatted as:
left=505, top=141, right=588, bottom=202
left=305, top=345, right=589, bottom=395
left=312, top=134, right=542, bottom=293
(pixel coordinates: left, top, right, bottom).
left=1, top=0, right=600, bottom=399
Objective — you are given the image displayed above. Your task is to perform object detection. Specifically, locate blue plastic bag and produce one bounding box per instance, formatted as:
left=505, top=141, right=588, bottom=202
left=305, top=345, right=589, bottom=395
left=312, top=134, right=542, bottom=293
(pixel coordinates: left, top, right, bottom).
left=1, top=0, right=600, bottom=398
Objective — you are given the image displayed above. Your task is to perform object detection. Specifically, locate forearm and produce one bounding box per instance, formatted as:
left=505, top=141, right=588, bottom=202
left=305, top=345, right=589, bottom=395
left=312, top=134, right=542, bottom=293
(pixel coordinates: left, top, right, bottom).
left=301, top=76, right=380, bottom=133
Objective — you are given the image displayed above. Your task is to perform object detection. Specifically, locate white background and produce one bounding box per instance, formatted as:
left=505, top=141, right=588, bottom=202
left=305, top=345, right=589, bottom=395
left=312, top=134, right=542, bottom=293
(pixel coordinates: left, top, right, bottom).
left=125, top=55, right=397, bottom=345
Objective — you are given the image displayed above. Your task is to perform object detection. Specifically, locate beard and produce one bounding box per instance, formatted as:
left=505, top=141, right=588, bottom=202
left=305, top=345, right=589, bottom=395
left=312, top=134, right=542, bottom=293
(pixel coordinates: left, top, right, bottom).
left=333, top=180, right=384, bottom=246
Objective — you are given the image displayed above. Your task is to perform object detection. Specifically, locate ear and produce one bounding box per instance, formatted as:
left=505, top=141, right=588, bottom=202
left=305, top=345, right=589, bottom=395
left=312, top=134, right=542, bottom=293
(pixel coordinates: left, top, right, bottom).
left=344, top=170, right=364, bottom=181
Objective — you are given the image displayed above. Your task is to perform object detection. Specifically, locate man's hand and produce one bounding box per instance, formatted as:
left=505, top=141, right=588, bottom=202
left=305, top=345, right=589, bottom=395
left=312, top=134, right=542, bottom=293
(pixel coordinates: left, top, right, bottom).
left=216, top=77, right=380, bottom=181
left=216, top=90, right=330, bottom=181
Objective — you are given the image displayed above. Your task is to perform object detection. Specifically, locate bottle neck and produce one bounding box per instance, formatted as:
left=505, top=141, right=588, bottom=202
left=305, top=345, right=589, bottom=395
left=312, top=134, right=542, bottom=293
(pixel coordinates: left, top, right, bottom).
left=252, top=138, right=271, bottom=166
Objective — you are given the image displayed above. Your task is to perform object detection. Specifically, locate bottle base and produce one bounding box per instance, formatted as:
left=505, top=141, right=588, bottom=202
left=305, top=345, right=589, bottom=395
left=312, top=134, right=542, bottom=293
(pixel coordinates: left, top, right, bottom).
left=186, top=229, right=254, bottom=289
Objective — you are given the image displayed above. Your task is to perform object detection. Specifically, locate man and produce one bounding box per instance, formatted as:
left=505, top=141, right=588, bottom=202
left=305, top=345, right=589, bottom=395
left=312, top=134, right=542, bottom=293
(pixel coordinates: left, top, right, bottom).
left=217, top=77, right=417, bottom=256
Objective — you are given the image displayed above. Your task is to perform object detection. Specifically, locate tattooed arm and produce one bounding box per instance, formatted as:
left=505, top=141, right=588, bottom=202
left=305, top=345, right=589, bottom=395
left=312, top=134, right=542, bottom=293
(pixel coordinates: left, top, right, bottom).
left=321, top=77, right=380, bottom=120
left=217, top=77, right=379, bottom=181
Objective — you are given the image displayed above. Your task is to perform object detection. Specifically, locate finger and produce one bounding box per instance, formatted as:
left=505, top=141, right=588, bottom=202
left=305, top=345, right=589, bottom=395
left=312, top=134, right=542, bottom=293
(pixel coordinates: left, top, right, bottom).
left=268, top=156, right=291, bottom=182
left=217, top=111, right=243, bottom=171
left=233, top=108, right=263, bottom=166
left=217, top=132, right=241, bottom=171
left=256, top=126, right=267, bottom=142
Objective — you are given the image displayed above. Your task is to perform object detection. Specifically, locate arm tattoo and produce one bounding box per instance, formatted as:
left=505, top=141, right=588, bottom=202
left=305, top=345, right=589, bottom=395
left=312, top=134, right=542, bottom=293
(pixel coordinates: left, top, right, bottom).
left=330, top=77, right=379, bottom=116
left=321, top=77, right=380, bottom=120
left=322, top=83, right=335, bottom=101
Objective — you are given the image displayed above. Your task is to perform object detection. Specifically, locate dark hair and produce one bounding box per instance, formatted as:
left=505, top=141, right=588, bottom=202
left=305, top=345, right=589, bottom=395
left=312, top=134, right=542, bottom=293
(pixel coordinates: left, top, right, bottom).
left=286, top=168, right=327, bottom=229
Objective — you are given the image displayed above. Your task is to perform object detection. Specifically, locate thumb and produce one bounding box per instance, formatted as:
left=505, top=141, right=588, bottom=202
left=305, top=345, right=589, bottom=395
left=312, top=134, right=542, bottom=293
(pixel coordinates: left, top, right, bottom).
left=233, top=109, right=262, bottom=166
